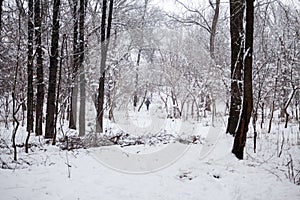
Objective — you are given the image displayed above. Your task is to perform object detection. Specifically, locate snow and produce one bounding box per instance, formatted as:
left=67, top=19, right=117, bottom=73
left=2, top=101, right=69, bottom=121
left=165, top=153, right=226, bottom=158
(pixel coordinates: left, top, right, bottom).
left=0, top=99, right=299, bottom=200
left=1, top=126, right=300, bottom=200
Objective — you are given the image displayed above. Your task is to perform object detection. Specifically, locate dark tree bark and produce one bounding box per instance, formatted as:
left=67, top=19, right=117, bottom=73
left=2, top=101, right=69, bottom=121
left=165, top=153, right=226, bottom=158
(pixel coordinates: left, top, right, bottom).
left=96, top=0, right=114, bottom=132
left=79, top=0, right=86, bottom=136
left=27, top=0, right=34, bottom=133
left=96, top=0, right=107, bottom=133
left=25, top=0, right=34, bottom=153
left=283, top=87, right=299, bottom=128
left=69, top=0, right=79, bottom=130
left=0, top=0, right=3, bottom=35
left=45, top=0, right=61, bottom=139
left=35, top=0, right=44, bottom=136
left=227, top=0, right=244, bottom=135
left=232, top=0, right=254, bottom=160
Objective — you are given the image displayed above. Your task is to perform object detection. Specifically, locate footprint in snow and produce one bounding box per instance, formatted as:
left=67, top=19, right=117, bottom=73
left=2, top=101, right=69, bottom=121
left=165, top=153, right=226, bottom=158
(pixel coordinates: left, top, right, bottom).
left=177, top=171, right=197, bottom=181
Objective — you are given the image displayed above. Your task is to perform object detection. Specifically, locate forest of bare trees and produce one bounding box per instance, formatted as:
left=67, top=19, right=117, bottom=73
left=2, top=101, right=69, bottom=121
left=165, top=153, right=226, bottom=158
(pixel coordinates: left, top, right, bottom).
left=0, top=0, right=299, bottom=163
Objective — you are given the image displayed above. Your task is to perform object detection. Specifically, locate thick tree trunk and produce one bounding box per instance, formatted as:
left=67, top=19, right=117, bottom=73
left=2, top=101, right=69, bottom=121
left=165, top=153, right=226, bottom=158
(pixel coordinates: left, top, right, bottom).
left=227, top=0, right=244, bottom=135
left=79, top=0, right=86, bottom=136
left=27, top=0, right=34, bottom=133
left=25, top=0, right=34, bottom=153
left=69, top=0, right=79, bottom=130
left=97, top=0, right=107, bottom=133
left=97, top=0, right=113, bottom=132
left=107, top=0, right=114, bottom=120
left=35, top=0, right=44, bottom=136
left=45, top=0, right=61, bottom=139
left=232, top=0, right=254, bottom=160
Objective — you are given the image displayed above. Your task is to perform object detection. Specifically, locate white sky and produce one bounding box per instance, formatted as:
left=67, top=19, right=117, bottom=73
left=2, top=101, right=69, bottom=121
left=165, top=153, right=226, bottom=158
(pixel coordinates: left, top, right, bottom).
left=151, top=0, right=208, bottom=13
left=152, top=0, right=300, bottom=13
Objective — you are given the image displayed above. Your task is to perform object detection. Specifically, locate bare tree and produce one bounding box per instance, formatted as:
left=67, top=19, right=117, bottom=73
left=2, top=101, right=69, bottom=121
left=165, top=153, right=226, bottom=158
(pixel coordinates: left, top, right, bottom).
left=35, top=0, right=44, bottom=136
left=79, top=0, right=86, bottom=136
left=227, top=0, right=244, bottom=135
left=25, top=0, right=34, bottom=153
left=45, top=0, right=61, bottom=139
left=209, top=0, right=220, bottom=59
left=96, top=0, right=114, bottom=133
left=69, top=0, right=79, bottom=130
left=232, top=0, right=254, bottom=159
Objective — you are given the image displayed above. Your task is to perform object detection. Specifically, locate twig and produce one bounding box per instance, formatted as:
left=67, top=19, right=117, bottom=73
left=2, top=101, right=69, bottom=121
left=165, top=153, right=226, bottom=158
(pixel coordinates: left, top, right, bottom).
left=65, top=136, right=71, bottom=178
left=262, top=167, right=282, bottom=182
left=278, top=131, right=285, bottom=157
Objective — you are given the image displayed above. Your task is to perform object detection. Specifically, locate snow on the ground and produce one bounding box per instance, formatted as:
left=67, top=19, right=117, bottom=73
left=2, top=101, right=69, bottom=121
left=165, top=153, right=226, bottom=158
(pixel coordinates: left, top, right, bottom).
left=1, top=129, right=299, bottom=200
left=0, top=98, right=299, bottom=200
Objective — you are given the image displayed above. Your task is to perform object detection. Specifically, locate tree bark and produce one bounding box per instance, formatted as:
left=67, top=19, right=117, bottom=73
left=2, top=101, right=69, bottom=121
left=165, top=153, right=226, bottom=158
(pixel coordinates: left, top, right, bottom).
left=97, top=0, right=107, bottom=133
left=227, top=0, right=244, bottom=135
left=35, top=0, right=44, bottom=136
left=232, top=0, right=254, bottom=160
left=0, top=0, right=3, bottom=35
left=27, top=0, right=34, bottom=133
left=97, top=0, right=114, bottom=132
left=283, top=87, right=299, bottom=128
left=53, top=34, right=66, bottom=145
left=79, top=0, right=86, bottom=136
left=107, top=0, right=114, bottom=120
left=69, top=0, right=79, bottom=130
left=25, top=0, right=34, bottom=153
left=45, top=0, right=61, bottom=139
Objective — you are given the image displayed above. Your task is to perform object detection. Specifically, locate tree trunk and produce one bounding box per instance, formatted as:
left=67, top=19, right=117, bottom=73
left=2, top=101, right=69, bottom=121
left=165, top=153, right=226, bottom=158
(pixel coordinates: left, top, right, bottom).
left=97, top=0, right=114, bottom=132
left=69, top=0, right=79, bottom=130
left=79, top=0, right=86, bottom=136
left=12, top=12, right=22, bottom=160
left=232, top=0, right=254, bottom=160
left=97, top=0, right=107, bottom=133
left=25, top=0, right=34, bottom=153
left=35, top=0, right=44, bottom=136
left=227, top=0, right=244, bottom=135
left=295, top=99, right=298, bottom=121
left=260, top=102, right=264, bottom=129
left=45, top=0, right=61, bottom=139
left=283, top=87, right=298, bottom=128
left=0, top=0, right=3, bottom=35
left=27, top=0, right=34, bottom=133
left=268, top=61, right=279, bottom=133
left=107, top=0, right=114, bottom=120
left=209, top=0, right=220, bottom=59
left=53, top=34, right=66, bottom=145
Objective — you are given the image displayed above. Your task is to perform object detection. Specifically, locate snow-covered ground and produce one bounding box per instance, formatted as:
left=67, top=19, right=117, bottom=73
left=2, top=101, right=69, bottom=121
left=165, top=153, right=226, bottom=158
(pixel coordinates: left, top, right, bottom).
left=1, top=125, right=300, bottom=200
left=0, top=100, right=299, bottom=200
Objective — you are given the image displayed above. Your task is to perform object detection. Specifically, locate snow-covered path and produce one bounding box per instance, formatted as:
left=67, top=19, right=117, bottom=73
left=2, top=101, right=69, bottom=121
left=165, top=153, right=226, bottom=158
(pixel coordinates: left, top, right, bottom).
left=1, top=135, right=299, bottom=200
